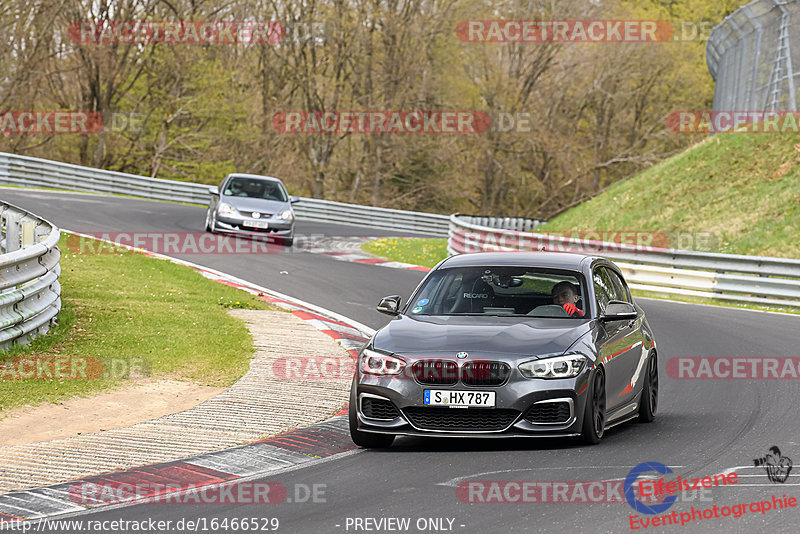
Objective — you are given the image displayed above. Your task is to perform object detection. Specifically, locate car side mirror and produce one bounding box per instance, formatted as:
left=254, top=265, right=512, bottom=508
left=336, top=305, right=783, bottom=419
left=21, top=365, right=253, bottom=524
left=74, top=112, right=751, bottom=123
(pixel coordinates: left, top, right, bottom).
left=600, top=300, right=638, bottom=322
left=377, top=295, right=402, bottom=316
left=208, top=186, right=220, bottom=196
left=289, top=196, right=300, bottom=204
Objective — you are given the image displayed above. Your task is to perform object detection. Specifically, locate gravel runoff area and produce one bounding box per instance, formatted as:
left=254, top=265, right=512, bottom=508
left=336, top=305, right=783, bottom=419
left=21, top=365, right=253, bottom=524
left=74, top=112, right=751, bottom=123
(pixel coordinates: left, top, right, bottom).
left=0, top=310, right=353, bottom=493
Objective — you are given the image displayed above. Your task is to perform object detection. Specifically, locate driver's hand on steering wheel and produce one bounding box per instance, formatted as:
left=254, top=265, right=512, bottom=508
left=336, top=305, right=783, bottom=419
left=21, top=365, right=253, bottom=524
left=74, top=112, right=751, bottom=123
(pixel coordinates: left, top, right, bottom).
left=563, top=302, right=584, bottom=317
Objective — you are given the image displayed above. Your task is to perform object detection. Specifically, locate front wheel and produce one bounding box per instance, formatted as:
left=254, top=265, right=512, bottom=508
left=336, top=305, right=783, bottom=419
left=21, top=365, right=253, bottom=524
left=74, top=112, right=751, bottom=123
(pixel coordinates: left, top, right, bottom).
left=638, top=353, right=658, bottom=423
left=348, top=384, right=395, bottom=448
left=581, top=370, right=606, bottom=445
left=205, top=210, right=217, bottom=232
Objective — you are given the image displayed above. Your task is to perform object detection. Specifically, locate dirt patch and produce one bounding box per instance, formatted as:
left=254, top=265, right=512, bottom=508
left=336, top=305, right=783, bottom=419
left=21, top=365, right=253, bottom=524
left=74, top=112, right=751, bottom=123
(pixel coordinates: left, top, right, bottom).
left=0, top=380, right=224, bottom=446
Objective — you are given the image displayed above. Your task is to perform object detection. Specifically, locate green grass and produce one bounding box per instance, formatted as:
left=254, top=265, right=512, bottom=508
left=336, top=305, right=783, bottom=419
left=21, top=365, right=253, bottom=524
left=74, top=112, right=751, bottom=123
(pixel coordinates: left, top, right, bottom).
left=361, top=237, right=448, bottom=268
left=539, top=134, right=800, bottom=258
left=0, top=234, right=277, bottom=414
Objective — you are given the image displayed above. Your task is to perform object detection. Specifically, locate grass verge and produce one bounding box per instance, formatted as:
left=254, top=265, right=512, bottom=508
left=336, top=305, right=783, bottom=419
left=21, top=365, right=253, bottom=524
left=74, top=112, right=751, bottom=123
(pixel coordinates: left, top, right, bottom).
left=0, top=234, right=277, bottom=414
left=361, top=237, right=447, bottom=268
left=538, top=134, right=800, bottom=257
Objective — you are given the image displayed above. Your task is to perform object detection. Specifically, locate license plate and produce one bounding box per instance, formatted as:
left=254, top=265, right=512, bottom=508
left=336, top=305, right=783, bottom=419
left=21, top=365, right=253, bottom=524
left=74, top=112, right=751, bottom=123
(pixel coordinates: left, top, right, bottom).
left=243, top=219, right=269, bottom=229
left=424, top=390, right=495, bottom=408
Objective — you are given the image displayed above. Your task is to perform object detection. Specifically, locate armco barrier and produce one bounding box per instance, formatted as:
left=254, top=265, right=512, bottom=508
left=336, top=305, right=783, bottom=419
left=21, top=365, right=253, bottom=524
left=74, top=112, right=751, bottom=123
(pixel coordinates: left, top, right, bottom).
left=0, top=152, right=448, bottom=236
left=0, top=201, right=61, bottom=350
left=448, top=214, right=800, bottom=308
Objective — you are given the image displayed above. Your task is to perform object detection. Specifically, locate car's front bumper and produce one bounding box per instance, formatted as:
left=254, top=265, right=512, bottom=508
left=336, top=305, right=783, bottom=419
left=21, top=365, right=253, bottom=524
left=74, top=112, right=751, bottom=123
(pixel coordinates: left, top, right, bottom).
left=354, top=363, right=594, bottom=438
left=215, top=214, right=294, bottom=238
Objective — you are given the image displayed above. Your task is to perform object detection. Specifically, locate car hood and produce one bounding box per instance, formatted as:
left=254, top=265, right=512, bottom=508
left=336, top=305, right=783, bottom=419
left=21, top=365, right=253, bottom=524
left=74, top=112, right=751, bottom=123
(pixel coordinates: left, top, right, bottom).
left=372, top=315, right=592, bottom=359
left=222, top=196, right=289, bottom=214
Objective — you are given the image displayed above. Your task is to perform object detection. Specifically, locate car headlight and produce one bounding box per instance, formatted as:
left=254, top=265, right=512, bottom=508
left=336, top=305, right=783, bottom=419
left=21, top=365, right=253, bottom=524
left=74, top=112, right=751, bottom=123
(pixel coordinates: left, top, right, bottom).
left=218, top=202, right=237, bottom=216
left=360, top=348, right=405, bottom=376
left=277, top=209, right=293, bottom=220
left=519, top=353, right=587, bottom=379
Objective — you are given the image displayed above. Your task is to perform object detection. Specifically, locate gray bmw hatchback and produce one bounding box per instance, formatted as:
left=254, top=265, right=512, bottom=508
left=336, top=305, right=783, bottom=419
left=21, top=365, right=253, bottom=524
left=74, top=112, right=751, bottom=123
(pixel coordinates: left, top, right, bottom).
left=349, top=252, right=659, bottom=448
left=205, top=173, right=298, bottom=245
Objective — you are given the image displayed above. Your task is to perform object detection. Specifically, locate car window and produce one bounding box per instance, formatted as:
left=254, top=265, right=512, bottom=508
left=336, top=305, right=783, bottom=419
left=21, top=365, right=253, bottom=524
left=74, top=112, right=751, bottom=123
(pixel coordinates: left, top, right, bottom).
left=223, top=177, right=288, bottom=201
left=605, top=268, right=632, bottom=303
left=593, top=268, right=612, bottom=313
left=408, top=266, right=586, bottom=317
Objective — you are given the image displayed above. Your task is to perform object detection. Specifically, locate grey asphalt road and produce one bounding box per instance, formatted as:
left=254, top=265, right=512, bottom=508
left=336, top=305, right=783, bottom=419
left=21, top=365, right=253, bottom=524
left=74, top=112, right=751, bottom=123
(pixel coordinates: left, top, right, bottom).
left=4, top=188, right=800, bottom=534
left=1, top=188, right=430, bottom=329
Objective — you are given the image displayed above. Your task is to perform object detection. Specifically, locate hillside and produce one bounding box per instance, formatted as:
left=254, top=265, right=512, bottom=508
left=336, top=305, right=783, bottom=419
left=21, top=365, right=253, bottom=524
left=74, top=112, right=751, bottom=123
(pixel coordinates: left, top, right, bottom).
left=539, top=133, right=800, bottom=258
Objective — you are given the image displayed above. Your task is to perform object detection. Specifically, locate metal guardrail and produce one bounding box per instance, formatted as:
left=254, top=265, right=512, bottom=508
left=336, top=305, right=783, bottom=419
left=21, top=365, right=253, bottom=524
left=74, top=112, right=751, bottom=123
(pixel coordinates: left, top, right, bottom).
left=0, top=201, right=61, bottom=350
left=448, top=214, right=800, bottom=308
left=292, top=198, right=449, bottom=236
left=0, top=152, right=209, bottom=204
left=0, top=152, right=449, bottom=236
left=4, top=152, right=798, bottom=308
left=452, top=214, right=545, bottom=232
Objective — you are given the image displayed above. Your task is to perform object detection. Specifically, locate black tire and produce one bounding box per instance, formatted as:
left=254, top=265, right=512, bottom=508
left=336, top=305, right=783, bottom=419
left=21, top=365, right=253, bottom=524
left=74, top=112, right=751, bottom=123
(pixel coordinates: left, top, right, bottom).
left=283, top=237, right=294, bottom=247
left=638, top=353, right=658, bottom=423
left=205, top=210, right=217, bottom=233
left=348, top=383, right=395, bottom=448
left=581, top=370, right=606, bottom=445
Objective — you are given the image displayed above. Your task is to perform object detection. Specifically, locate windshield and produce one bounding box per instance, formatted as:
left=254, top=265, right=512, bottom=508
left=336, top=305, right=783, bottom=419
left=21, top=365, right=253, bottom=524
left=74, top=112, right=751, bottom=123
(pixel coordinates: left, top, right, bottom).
left=223, top=177, right=288, bottom=201
left=407, top=266, right=587, bottom=318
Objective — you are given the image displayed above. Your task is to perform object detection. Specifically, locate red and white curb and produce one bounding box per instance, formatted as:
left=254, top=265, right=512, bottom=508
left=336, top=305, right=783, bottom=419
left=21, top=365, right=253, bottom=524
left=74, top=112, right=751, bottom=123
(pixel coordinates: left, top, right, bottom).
left=0, top=417, right=358, bottom=524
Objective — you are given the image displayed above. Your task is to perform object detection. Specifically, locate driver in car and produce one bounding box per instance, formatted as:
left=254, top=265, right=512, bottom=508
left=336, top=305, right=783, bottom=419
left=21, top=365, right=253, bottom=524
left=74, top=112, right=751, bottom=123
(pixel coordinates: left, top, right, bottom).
left=551, top=281, right=583, bottom=317
left=227, top=181, right=247, bottom=196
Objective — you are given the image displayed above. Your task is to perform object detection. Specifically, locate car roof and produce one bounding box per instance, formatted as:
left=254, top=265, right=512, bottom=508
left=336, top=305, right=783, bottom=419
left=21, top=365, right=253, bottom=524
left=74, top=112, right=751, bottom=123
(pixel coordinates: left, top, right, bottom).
left=439, top=251, right=599, bottom=271
left=226, top=173, right=284, bottom=184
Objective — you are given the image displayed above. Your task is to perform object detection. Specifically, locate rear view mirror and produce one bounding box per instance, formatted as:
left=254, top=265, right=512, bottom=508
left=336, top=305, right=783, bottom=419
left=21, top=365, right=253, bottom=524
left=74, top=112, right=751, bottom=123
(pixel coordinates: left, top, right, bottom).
left=208, top=186, right=220, bottom=196
left=290, top=196, right=300, bottom=203
left=600, top=300, right=638, bottom=322
left=377, top=295, right=402, bottom=316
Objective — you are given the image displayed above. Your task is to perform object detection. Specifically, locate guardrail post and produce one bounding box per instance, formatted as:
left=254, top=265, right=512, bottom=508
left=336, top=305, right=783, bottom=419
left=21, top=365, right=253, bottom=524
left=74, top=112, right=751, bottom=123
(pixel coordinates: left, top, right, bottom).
left=4, top=211, right=21, bottom=252
left=21, top=220, right=35, bottom=247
